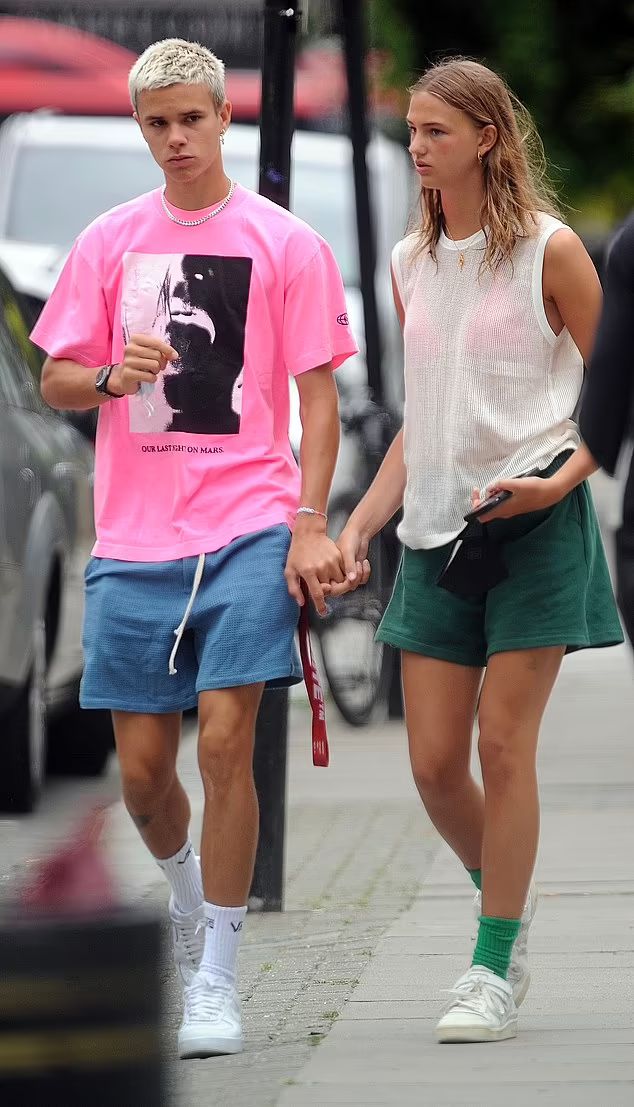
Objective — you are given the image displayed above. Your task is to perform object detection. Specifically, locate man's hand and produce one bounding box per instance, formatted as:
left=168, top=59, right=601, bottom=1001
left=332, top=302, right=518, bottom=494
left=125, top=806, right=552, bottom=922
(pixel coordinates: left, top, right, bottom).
left=109, top=335, right=178, bottom=396
left=472, top=476, right=562, bottom=522
left=284, top=519, right=346, bottom=617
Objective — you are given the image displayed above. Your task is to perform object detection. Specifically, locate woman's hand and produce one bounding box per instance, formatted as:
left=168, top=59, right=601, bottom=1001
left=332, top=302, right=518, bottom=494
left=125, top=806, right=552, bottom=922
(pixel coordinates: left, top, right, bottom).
left=326, top=523, right=372, bottom=597
left=472, top=475, right=564, bottom=522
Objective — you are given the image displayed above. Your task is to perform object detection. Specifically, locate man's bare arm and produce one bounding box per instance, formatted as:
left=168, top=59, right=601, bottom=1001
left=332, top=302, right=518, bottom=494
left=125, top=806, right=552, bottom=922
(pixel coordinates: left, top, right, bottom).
left=40, top=335, right=177, bottom=410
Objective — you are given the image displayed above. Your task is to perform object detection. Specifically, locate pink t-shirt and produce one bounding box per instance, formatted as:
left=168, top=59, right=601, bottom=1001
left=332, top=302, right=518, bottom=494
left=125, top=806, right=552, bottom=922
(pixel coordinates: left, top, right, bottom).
left=32, top=184, right=358, bottom=561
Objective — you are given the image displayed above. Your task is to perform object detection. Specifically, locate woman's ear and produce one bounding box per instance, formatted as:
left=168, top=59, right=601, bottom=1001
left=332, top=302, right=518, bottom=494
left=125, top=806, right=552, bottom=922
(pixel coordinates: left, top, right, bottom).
left=479, top=123, right=498, bottom=159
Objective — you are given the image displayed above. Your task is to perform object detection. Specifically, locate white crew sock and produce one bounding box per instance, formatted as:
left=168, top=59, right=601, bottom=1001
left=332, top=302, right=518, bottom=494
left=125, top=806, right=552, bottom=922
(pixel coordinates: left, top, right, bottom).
left=199, top=902, right=248, bottom=982
left=156, top=839, right=203, bottom=915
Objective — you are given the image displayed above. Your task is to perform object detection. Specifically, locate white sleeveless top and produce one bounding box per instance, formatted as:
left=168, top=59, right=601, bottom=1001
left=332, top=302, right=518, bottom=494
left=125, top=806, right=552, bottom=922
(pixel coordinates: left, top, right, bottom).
left=392, top=213, right=583, bottom=549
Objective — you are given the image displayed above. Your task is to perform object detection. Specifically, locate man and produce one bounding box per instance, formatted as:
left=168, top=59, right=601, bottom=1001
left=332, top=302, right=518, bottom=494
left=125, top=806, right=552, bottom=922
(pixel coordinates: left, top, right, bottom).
left=32, top=37, right=357, bottom=1060
left=580, top=214, right=634, bottom=644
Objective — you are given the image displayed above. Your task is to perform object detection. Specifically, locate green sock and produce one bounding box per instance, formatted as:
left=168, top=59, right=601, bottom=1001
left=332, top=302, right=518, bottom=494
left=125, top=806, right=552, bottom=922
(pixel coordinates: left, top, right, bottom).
left=467, top=868, right=482, bottom=891
left=472, top=915, right=521, bottom=979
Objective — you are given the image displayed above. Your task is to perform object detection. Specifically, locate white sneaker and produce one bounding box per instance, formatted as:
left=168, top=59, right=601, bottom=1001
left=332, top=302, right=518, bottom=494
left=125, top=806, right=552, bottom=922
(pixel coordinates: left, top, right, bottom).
left=178, top=970, right=244, bottom=1059
left=436, top=966, right=518, bottom=1043
left=169, top=896, right=204, bottom=987
left=473, top=881, right=538, bottom=1006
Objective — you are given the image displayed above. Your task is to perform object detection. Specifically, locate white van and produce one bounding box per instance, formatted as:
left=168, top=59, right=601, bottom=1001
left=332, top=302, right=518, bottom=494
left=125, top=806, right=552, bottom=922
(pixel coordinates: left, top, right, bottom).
left=0, top=113, right=414, bottom=444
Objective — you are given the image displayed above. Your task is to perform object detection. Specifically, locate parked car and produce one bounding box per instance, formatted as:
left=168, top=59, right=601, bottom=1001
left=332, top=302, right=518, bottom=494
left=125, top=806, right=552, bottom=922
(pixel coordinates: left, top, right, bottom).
left=0, top=112, right=414, bottom=472
left=0, top=18, right=349, bottom=129
left=0, top=264, right=113, bottom=813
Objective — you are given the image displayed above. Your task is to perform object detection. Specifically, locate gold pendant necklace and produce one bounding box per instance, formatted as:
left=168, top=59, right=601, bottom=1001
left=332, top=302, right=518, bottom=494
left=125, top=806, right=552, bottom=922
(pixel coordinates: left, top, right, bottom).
left=458, top=252, right=465, bottom=271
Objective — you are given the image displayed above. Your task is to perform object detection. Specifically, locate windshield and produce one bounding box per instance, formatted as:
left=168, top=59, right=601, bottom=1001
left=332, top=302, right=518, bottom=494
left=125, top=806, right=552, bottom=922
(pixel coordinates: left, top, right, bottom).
left=7, top=145, right=164, bottom=247
left=7, top=141, right=359, bottom=285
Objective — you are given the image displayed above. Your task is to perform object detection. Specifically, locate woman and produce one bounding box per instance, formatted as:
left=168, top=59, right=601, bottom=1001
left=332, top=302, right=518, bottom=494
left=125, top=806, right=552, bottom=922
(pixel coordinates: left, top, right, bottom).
left=333, top=58, right=622, bottom=1043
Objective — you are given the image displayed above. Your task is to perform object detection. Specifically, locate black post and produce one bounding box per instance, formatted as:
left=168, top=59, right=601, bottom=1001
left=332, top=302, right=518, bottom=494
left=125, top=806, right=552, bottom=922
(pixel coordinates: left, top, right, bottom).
left=249, top=1, right=300, bottom=913
left=340, top=0, right=383, bottom=405
left=258, top=2, right=300, bottom=207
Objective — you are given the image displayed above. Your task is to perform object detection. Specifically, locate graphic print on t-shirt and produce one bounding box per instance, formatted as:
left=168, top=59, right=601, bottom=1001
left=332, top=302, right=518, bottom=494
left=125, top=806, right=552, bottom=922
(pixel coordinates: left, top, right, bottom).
left=122, top=253, right=252, bottom=435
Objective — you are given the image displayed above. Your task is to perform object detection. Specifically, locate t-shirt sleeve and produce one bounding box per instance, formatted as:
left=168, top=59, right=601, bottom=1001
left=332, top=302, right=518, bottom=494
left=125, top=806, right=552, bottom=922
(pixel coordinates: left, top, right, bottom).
left=30, top=236, right=112, bottom=368
left=283, top=239, right=359, bottom=376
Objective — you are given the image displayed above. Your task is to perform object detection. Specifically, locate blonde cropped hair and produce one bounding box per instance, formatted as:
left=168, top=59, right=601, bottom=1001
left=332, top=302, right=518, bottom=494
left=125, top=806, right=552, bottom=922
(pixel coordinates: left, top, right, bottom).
left=409, top=57, right=562, bottom=271
left=129, top=38, right=226, bottom=112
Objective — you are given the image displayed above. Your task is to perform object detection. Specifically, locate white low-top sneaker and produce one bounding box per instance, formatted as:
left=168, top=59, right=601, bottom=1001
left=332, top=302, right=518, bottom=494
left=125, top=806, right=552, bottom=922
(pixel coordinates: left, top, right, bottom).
left=436, top=966, right=518, bottom=1043
left=178, top=970, right=244, bottom=1059
left=169, top=896, right=205, bottom=987
left=473, top=881, right=538, bottom=1006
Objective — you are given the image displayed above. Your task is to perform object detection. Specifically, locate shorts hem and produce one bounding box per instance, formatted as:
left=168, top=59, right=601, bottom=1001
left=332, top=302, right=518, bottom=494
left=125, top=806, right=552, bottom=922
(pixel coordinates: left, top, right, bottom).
left=487, top=633, right=624, bottom=658
left=79, top=696, right=199, bottom=714
left=376, top=626, right=484, bottom=668
left=196, top=669, right=303, bottom=692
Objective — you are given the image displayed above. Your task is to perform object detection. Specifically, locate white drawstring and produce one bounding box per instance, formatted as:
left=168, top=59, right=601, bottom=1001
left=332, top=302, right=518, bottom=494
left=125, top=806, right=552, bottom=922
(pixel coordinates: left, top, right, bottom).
left=169, top=552, right=205, bottom=675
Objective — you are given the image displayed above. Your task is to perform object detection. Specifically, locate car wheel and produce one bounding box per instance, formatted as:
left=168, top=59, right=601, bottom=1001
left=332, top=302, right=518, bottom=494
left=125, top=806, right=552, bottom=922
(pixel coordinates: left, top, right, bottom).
left=47, top=700, right=113, bottom=778
left=0, top=618, right=47, bottom=814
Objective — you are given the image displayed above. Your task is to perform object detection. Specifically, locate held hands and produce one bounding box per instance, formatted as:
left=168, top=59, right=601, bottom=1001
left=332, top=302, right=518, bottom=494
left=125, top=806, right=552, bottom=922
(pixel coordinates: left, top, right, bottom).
left=471, top=475, right=563, bottom=522
left=285, top=517, right=347, bottom=618
left=329, top=523, right=371, bottom=597
left=109, top=335, right=178, bottom=396
left=284, top=517, right=372, bottom=616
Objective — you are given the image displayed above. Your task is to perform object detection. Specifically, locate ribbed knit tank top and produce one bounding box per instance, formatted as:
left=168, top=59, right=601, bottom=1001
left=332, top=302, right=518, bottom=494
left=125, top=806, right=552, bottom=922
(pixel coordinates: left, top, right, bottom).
left=392, top=213, right=583, bottom=549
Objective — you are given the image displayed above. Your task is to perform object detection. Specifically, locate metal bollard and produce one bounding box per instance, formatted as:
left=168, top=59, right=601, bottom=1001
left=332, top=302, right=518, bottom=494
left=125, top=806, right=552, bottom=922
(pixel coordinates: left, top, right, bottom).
left=249, top=0, right=299, bottom=914
left=249, top=688, right=289, bottom=912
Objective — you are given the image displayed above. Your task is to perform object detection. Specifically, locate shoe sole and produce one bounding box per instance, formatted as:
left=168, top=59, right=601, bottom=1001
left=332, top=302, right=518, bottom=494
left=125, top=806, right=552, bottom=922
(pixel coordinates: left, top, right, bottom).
left=436, top=1021, right=518, bottom=1044
left=179, top=1034, right=244, bottom=1059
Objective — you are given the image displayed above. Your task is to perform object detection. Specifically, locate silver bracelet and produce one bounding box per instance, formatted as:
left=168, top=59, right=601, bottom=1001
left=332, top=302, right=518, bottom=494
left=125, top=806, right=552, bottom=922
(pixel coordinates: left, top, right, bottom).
left=296, top=506, right=328, bottom=521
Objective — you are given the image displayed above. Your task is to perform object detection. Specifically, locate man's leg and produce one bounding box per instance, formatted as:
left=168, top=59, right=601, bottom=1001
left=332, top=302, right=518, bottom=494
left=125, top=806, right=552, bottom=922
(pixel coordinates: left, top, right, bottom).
left=113, top=710, right=189, bottom=857
left=113, top=711, right=204, bottom=980
left=177, top=683, right=264, bottom=1059
left=197, top=682, right=264, bottom=935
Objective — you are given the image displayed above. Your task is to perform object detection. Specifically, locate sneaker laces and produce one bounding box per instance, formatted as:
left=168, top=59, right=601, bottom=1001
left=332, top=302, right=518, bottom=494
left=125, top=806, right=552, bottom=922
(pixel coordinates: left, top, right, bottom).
left=442, top=973, right=510, bottom=1019
left=184, top=975, right=232, bottom=1021
left=172, top=914, right=204, bottom=965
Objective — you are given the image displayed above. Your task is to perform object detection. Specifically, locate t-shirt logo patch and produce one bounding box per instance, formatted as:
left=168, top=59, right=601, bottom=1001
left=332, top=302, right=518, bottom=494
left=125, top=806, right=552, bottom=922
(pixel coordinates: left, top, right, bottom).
left=337, top=312, right=349, bottom=326
left=122, top=252, right=252, bottom=435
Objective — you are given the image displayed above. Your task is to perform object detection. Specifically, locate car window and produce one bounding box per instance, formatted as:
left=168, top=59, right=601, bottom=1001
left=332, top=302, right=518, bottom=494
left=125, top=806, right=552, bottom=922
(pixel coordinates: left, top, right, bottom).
left=0, top=281, right=42, bottom=409
left=7, top=144, right=163, bottom=246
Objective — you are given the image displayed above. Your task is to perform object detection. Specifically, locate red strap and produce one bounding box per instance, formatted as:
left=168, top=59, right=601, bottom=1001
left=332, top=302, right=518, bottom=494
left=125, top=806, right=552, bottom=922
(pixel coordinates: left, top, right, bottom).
left=297, top=581, right=329, bottom=767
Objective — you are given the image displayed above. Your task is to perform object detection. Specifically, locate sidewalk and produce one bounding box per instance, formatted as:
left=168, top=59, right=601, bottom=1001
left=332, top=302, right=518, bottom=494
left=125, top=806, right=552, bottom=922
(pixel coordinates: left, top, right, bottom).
left=103, top=641, right=634, bottom=1105
left=277, top=644, right=634, bottom=1106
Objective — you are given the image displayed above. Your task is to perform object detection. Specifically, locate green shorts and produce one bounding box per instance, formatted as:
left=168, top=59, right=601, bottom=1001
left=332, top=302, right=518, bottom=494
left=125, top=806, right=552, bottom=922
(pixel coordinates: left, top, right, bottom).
left=377, top=471, right=624, bottom=668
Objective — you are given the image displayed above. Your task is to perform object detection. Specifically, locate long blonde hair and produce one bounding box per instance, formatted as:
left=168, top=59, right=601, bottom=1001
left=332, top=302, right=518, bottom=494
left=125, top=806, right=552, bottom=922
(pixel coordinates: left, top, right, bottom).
left=409, top=58, right=562, bottom=270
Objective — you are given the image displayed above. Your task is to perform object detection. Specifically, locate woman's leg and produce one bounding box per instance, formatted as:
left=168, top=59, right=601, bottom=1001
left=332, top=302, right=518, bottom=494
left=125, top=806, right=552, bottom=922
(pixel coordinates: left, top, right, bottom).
left=435, top=646, right=565, bottom=1043
left=402, top=651, right=484, bottom=868
left=477, top=646, right=565, bottom=918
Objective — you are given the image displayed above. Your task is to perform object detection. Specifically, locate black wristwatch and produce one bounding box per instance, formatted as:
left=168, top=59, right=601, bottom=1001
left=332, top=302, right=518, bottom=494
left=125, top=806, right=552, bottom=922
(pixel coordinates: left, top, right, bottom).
left=95, top=364, right=123, bottom=398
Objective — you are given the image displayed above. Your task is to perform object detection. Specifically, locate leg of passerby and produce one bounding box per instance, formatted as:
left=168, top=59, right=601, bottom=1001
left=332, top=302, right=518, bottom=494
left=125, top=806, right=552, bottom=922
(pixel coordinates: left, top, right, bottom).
left=436, top=646, right=564, bottom=1043
left=178, top=682, right=264, bottom=1059
left=402, top=653, right=484, bottom=873
left=113, top=711, right=204, bottom=986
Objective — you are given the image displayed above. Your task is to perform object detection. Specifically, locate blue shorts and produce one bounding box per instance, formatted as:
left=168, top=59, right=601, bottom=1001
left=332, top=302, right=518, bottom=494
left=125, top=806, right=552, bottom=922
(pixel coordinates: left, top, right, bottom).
left=80, top=525, right=302, bottom=713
